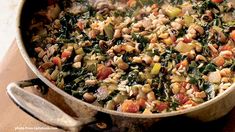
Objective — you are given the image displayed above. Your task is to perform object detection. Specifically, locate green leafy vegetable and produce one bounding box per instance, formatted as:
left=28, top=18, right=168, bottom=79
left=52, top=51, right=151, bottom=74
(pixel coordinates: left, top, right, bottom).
left=170, top=0, right=183, bottom=5
left=132, top=33, right=149, bottom=51
left=98, top=90, right=119, bottom=105
left=189, top=76, right=198, bottom=84
left=202, top=63, right=217, bottom=74
left=196, top=0, right=220, bottom=14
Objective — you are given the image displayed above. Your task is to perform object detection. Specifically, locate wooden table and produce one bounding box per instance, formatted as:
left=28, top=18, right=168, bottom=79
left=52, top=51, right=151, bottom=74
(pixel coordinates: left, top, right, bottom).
left=1, top=40, right=235, bottom=132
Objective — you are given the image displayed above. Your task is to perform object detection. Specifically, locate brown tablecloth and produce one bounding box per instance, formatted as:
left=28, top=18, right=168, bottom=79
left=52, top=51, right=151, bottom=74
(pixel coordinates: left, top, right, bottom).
left=1, top=40, right=235, bottom=132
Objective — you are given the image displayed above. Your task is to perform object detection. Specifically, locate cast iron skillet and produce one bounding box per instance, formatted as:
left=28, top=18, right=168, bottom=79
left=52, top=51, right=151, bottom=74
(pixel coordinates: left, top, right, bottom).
left=6, top=0, right=235, bottom=131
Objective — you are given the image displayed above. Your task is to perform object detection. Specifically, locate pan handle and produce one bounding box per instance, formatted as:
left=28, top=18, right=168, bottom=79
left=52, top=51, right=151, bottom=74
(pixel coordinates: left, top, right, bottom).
left=6, top=79, right=85, bottom=132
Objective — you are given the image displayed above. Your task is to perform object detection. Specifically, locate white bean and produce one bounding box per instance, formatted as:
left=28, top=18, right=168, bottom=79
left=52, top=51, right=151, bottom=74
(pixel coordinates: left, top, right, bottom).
left=85, top=80, right=97, bottom=86
left=142, top=55, right=152, bottom=65
left=83, top=93, right=96, bottom=103
left=114, top=29, right=122, bottom=38
left=195, top=91, right=206, bottom=98
left=147, top=91, right=156, bottom=102
left=74, top=55, right=83, bottom=62
left=72, top=62, right=81, bottom=68
left=195, top=55, right=207, bottom=62
left=171, top=21, right=182, bottom=30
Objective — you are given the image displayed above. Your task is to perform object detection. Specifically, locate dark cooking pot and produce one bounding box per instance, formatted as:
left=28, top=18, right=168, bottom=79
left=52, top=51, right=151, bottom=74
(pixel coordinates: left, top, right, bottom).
left=6, top=0, right=235, bottom=131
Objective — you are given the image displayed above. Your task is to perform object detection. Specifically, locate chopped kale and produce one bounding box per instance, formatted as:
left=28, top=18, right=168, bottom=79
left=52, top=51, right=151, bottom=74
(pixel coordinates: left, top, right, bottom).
left=178, top=27, right=187, bottom=37
left=189, top=76, right=198, bottom=84
left=200, top=82, right=210, bottom=91
left=81, top=5, right=95, bottom=19
left=98, top=90, right=119, bottom=105
left=156, top=0, right=164, bottom=5
left=197, top=0, right=220, bottom=14
left=170, top=102, right=179, bottom=110
left=58, top=13, right=77, bottom=39
left=205, top=84, right=217, bottom=100
left=113, top=37, right=124, bottom=45
left=132, top=33, right=149, bottom=51
left=62, top=66, right=88, bottom=83
left=202, top=63, right=217, bottom=74
left=71, top=90, right=84, bottom=99
left=213, top=18, right=222, bottom=26
left=122, top=53, right=136, bottom=64
left=83, top=46, right=93, bottom=53
left=230, top=60, right=235, bottom=71
left=127, top=71, right=140, bottom=86
left=170, top=0, right=183, bottom=5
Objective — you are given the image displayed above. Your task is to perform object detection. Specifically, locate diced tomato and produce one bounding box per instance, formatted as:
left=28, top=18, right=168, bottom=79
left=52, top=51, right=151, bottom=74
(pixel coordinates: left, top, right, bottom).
left=121, top=100, right=140, bottom=113
left=170, top=35, right=177, bottom=43
left=185, top=99, right=197, bottom=106
left=179, top=82, right=188, bottom=93
left=127, top=0, right=136, bottom=7
left=213, top=56, right=225, bottom=67
left=179, top=87, right=186, bottom=93
left=77, top=21, right=84, bottom=30
left=176, top=60, right=188, bottom=68
left=151, top=4, right=158, bottom=9
left=231, top=30, right=235, bottom=41
left=183, top=37, right=192, bottom=43
left=181, top=60, right=188, bottom=67
left=211, top=0, right=223, bottom=3
left=137, top=98, right=146, bottom=109
left=61, top=50, right=71, bottom=59
left=52, top=56, right=61, bottom=65
left=181, top=82, right=187, bottom=88
left=97, top=64, right=113, bottom=80
left=150, top=37, right=157, bottom=43
left=38, top=67, right=45, bottom=73
left=175, top=93, right=189, bottom=105
left=155, top=102, right=168, bottom=112
left=220, top=45, right=233, bottom=51
left=212, top=53, right=219, bottom=59
left=151, top=4, right=159, bottom=16
left=176, top=63, right=181, bottom=68
left=191, top=85, right=199, bottom=92
left=222, top=52, right=233, bottom=59
left=153, top=10, right=159, bottom=16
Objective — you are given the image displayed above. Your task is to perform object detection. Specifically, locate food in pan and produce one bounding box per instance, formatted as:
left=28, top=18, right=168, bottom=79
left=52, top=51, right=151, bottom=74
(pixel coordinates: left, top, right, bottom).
left=28, top=0, right=235, bottom=114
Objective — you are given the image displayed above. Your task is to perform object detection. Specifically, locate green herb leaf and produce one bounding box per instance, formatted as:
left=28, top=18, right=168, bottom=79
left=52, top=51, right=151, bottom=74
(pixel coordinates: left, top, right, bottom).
left=189, top=76, right=198, bottom=84
left=202, top=63, right=217, bottom=74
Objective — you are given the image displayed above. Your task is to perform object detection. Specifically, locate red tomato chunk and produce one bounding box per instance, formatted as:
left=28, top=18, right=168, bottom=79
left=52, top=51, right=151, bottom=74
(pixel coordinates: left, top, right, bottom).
left=121, top=100, right=140, bottom=113
left=97, top=64, right=113, bottom=80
